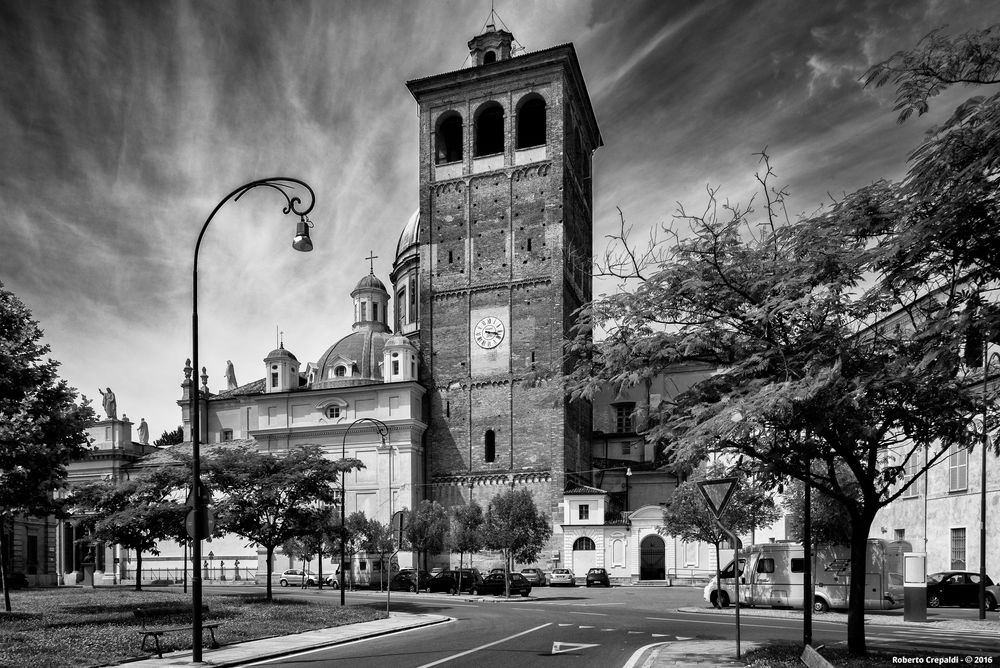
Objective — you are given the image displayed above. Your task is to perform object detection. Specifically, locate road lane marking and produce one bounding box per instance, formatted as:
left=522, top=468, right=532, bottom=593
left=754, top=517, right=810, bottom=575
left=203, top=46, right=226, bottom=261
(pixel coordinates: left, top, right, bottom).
left=558, top=623, right=573, bottom=626
left=552, top=641, right=600, bottom=655
left=416, top=622, right=552, bottom=668
left=579, top=625, right=594, bottom=629
left=568, top=611, right=607, bottom=616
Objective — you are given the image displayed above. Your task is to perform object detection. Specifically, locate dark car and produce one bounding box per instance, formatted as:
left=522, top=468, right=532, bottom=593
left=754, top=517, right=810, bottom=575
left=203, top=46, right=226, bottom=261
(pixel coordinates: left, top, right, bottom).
left=926, top=571, right=999, bottom=610
left=426, top=571, right=461, bottom=594
left=389, top=569, right=432, bottom=592
left=520, top=568, right=546, bottom=586
left=585, top=567, right=610, bottom=587
left=445, top=568, right=484, bottom=592
left=471, top=572, right=532, bottom=597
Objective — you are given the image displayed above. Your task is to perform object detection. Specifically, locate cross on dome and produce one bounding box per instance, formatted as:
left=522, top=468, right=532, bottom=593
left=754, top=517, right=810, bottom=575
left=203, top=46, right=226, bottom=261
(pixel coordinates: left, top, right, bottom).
left=366, top=250, right=378, bottom=274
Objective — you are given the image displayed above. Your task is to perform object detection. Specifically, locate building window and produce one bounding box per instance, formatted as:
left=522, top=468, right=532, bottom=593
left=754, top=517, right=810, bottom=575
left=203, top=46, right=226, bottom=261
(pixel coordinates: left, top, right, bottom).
left=684, top=541, right=698, bottom=566
left=396, top=288, right=406, bottom=329
left=435, top=112, right=463, bottom=164
left=221, top=429, right=233, bottom=442
left=621, top=441, right=632, bottom=455
left=615, top=404, right=635, bottom=433
left=360, top=301, right=367, bottom=321
left=335, top=366, right=346, bottom=377
left=483, top=50, right=497, bottom=64
left=950, top=528, right=966, bottom=569
left=372, top=303, right=379, bottom=322
left=578, top=504, right=589, bottom=521
left=484, top=429, right=496, bottom=462
left=271, top=371, right=278, bottom=387
left=902, top=449, right=921, bottom=498
left=392, top=360, right=399, bottom=375
left=326, top=406, right=341, bottom=419
left=573, top=537, right=595, bottom=551
left=516, top=95, right=546, bottom=149
left=894, top=528, right=906, bottom=542
left=949, top=446, right=968, bottom=491
left=474, top=102, right=504, bottom=157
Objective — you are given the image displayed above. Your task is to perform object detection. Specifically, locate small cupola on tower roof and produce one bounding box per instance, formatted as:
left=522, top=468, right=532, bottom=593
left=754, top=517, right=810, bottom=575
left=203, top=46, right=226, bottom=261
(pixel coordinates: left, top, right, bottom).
left=352, top=261, right=391, bottom=334
left=468, top=24, right=514, bottom=66
left=264, top=344, right=300, bottom=393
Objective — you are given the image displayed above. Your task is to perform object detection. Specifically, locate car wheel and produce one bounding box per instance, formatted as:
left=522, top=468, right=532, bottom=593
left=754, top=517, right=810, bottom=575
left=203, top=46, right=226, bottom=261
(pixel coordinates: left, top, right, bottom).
left=470, top=587, right=479, bottom=595
left=813, top=597, right=829, bottom=613
left=408, top=584, right=417, bottom=593
left=586, top=582, right=591, bottom=587
left=448, top=586, right=457, bottom=595
left=280, top=579, right=288, bottom=587
left=928, top=594, right=941, bottom=608
left=986, top=594, right=997, bottom=611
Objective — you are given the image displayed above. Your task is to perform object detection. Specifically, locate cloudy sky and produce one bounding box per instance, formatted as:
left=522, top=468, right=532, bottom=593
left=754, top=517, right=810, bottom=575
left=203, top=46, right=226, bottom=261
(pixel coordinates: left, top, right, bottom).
left=1, top=0, right=996, bottom=439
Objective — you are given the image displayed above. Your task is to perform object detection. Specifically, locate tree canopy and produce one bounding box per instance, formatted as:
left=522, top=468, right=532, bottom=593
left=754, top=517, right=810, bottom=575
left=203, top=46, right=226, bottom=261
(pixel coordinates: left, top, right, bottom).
left=483, top=489, right=551, bottom=596
left=404, top=500, right=449, bottom=590
left=201, top=444, right=360, bottom=600
left=567, top=25, right=1000, bottom=655
left=0, top=281, right=95, bottom=611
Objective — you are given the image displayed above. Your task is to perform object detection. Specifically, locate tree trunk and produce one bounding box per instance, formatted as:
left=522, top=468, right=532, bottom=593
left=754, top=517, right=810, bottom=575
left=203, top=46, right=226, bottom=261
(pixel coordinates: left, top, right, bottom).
left=134, top=551, right=142, bottom=592
left=265, top=546, right=275, bottom=601
left=0, top=516, right=11, bottom=612
left=846, top=515, right=874, bottom=656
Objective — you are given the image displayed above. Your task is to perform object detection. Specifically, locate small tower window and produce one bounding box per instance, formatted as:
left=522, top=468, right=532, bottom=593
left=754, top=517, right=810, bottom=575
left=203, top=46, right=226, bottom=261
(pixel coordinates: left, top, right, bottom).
left=435, top=112, right=463, bottom=164
left=392, top=360, right=399, bottom=375
left=335, top=366, right=346, bottom=377
left=326, top=405, right=341, bottom=419
left=448, top=250, right=453, bottom=264
left=485, top=429, right=496, bottom=463
left=372, top=303, right=379, bottom=322
left=474, top=102, right=504, bottom=157
left=516, top=96, right=546, bottom=149
left=483, top=50, right=497, bottom=64
left=360, top=301, right=367, bottom=320
left=271, top=364, right=279, bottom=388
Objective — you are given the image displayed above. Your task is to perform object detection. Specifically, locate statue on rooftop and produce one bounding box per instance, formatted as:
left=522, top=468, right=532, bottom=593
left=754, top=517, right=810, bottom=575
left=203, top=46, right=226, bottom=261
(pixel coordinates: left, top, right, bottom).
left=137, top=418, right=149, bottom=445
left=98, top=387, right=117, bottom=420
left=225, top=360, right=238, bottom=390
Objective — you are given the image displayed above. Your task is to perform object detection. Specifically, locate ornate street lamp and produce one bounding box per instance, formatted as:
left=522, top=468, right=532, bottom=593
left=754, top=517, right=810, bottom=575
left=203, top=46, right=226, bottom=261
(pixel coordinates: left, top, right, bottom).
left=190, top=178, right=315, bottom=661
left=339, top=417, right=389, bottom=606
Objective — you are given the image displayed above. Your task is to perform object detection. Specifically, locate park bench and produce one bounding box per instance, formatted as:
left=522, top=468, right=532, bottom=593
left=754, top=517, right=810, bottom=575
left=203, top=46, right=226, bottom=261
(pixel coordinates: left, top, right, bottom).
left=134, top=606, right=220, bottom=658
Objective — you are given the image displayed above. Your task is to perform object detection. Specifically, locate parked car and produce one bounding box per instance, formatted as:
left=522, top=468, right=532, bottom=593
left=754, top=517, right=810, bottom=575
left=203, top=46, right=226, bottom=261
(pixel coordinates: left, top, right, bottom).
left=471, top=572, right=532, bottom=597
left=389, top=569, right=432, bottom=592
left=426, top=571, right=460, bottom=594
left=586, top=567, right=610, bottom=587
left=446, top=568, right=484, bottom=592
left=549, top=568, right=576, bottom=586
left=926, top=571, right=999, bottom=610
left=520, top=568, right=547, bottom=586
left=489, top=568, right=506, bottom=575
left=323, top=574, right=339, bottom=588
left=275, top=569, right=315, bottom=587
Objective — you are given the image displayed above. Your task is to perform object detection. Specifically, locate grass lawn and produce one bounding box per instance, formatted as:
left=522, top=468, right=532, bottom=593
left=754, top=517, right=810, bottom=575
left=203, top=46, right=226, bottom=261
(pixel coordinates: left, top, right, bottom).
left=0, top=587, right=386, bottom=667
left=743, top=643, right=953, bottom=667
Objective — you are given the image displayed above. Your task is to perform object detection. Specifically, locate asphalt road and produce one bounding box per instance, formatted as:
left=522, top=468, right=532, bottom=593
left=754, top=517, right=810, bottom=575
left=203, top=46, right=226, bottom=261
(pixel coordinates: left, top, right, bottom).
left=206, top=584, right=1000, bottom=667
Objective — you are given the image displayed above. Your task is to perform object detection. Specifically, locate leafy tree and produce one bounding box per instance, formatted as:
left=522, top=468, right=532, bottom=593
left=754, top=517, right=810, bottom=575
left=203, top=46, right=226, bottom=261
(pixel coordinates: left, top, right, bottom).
left=782, top=478, right=854, bottom=546
left=404, top=500, right=448, bottom=591
left=0, top=281, right=96, bottom=611
left=202, top=444, right=360, bottom=600
left=661, top=463, right=781, bottom=608
left=68, top=465, right=189, bottom=591
left=450, top=501, right=484, bottom=591
left=350, top=514, right=397, bottom=592
left=153, top=426, right=184, bottom=447
left=566, top=151, right=984, bottom=655
left=283, top=510, right=343, bottom=589
left=483, top=489, right=552, bottom=597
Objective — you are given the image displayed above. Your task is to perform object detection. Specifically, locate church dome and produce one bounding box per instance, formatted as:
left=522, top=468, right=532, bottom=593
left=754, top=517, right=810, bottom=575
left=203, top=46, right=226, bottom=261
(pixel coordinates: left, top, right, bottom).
left=395, top=210, right=420, bottom=260
left=313, top=328, right=393, bottom=387
left=353, top=273, right=387, bottom=294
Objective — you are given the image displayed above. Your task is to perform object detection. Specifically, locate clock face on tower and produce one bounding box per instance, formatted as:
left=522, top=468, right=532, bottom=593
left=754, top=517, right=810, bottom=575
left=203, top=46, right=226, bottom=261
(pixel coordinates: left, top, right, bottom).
left=473, top=316, right=506, bottom=349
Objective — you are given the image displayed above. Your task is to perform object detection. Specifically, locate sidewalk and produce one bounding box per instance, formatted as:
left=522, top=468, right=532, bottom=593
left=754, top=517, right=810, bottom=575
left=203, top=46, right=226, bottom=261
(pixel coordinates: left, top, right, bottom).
left=628, top=641, right=760, bottom=668
left=125, top=612, right=450, bottom=666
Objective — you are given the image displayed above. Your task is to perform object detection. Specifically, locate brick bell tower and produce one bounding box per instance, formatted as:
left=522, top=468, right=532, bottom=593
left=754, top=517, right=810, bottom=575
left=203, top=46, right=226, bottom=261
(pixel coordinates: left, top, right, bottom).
left=406, top=24, right=602, bottom=544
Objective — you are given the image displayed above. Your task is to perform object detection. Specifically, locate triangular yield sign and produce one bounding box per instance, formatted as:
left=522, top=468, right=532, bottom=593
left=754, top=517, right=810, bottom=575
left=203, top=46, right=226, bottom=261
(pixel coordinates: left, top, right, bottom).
left=552, top=642, right=599, bottom=655
left=696, top=477, right=738, bottom=518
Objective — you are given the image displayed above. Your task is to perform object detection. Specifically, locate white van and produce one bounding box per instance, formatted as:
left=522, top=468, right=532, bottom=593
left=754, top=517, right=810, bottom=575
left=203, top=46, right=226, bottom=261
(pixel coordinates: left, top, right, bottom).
left=703, top=539, right=909, bottom=612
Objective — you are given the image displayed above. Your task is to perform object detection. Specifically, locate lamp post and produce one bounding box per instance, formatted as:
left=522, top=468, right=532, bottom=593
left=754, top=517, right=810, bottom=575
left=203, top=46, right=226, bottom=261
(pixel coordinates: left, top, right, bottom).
left=339, top=417, right=389, bottom=606
left=979, top=350, right=999, bottom=620
left=190, top=177, right=315, bottom=662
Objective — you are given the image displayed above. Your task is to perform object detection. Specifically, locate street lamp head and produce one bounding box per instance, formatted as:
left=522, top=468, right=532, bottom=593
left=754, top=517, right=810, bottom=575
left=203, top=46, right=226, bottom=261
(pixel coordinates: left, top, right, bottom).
left=292, top=216, right=314, bottom=252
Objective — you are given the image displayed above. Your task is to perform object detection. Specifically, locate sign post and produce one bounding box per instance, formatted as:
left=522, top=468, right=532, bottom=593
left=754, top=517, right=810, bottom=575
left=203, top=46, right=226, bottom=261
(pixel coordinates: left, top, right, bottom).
left=696, top=477, right=741, bottom=660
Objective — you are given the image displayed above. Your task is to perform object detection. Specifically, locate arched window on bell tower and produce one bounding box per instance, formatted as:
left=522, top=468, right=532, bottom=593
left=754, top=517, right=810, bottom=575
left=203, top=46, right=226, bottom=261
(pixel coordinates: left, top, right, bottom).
left=475, top=102, right=504, bottom=157
left=516, top=95, right=546, bottom=149
left=435, top=112, right=463, bottom=164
